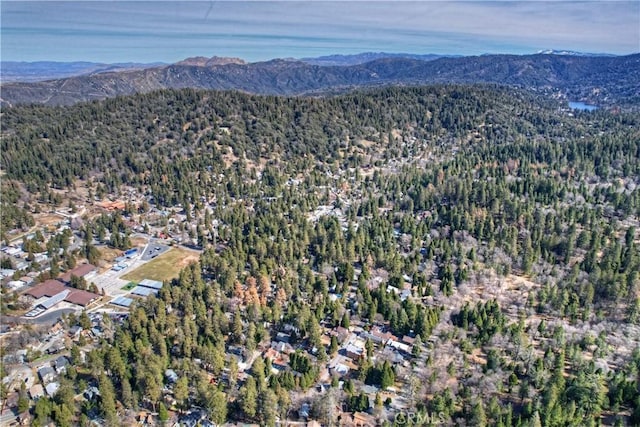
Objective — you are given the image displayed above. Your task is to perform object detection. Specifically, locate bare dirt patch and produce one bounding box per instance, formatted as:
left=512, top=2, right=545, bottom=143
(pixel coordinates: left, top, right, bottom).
left=98, top=246, right=122, bottom=263
left=130, top=237, right=148, bottom=248
left=33, top=213, right=65, bottom=228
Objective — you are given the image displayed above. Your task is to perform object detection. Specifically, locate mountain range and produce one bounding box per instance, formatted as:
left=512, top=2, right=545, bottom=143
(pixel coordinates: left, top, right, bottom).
left=0, top=61, right=164, bottom=83
left=1, top=52, right=638, bottom=107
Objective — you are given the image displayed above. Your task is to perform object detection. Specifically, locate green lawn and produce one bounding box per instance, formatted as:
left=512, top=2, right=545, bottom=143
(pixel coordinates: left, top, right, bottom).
left=120, top=248, right=198, bottom=283
left=121, top=282, right=137, bottom=291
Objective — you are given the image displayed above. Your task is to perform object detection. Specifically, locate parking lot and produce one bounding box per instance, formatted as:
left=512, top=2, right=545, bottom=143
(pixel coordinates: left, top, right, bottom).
left=93, top=267, right=131, bottom=297
left=88, top=241, right=169, bottom=299
left=92, top=249, right=151, bottom=296
left=141, top=241, right=170, bottom=261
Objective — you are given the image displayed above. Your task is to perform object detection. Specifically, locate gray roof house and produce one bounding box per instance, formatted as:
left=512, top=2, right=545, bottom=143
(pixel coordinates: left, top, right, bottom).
left=38, top=366, right=56, bottom=384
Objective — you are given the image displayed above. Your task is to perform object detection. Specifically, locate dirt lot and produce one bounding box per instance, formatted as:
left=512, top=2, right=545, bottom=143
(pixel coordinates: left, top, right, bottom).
left=98, top=246, right=122, bottom=263
left=131, top=236, right=148, bottom=247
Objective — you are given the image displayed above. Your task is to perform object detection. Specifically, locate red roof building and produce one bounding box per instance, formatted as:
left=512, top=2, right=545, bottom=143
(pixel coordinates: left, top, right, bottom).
left=60, top=264, right=96, bottom=284
left=64, top=289, right=100, bottom=307
left=25, top=280, right=66, bottom=298
left=24, top=280, right=100, bottom=308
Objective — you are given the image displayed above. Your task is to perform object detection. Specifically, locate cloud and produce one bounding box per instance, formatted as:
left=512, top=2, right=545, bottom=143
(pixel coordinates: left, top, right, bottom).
left=1, top=1, right=638, bottom=62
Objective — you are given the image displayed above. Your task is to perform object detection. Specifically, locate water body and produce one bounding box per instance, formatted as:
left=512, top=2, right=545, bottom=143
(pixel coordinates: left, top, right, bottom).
left=568, top=101, right=598, bottom=111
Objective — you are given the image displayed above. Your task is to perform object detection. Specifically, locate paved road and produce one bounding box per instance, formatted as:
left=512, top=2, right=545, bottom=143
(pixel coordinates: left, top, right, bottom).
left=1, top=308, right=76, bottom=326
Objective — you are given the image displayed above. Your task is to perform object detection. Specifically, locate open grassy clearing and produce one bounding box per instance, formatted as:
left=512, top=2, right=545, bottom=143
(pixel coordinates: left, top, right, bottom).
left=120, top=247, right=199, bottom=282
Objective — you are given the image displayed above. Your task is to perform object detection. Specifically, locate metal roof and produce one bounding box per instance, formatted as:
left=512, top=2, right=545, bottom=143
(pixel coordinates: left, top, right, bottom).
left=39, top=290, right=70, bottom=309
left=111, top=296, right=133, bottom=307
left=131, top=286, right=158, bottom=297
left=139, top=279, right=163, bottom=290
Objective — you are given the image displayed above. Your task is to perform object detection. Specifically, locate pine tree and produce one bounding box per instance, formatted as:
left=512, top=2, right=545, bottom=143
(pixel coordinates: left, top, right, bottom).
left=240, top=377, right=258, bottom=419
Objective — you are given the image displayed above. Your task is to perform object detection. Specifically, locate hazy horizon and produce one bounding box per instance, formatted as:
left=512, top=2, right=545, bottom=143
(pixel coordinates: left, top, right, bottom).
left=1, top=1, right=639, bottom=63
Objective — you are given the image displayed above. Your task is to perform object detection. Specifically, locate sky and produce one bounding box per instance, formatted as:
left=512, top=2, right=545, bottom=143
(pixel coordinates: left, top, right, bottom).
left=1, top=1, right=639, bottom=63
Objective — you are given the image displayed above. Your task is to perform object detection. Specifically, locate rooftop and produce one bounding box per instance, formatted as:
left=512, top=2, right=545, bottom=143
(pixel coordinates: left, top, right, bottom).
left=38, top=290, right=70, bottom=309
left=60, top=263, right=96, bottom=283
left=139, top=278, right=163, bottom=290
left=64, top=289, right=100, bottom=306
left=25, top=280, right=99, bottom=307
left=131, top=286, right=158, bottom=297
left=26, top=280, right=66, bottom=298
left=111, top=296, right=134, bottom=307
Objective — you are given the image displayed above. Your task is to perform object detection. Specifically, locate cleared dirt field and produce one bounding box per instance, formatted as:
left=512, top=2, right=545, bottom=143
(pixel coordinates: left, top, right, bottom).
left=120, top=247, right=199, bottom=282
left=98, top=246, right=122, bottom=263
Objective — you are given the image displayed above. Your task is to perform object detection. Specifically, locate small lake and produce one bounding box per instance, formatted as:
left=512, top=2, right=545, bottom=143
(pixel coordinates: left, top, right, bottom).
left=568, top=101, right=599, bottom=111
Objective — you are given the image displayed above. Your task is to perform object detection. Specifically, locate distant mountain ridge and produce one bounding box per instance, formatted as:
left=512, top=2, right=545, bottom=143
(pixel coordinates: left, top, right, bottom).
left=300, top=52, right=457, bottom=66
left=536, top=49, right=618, bottom=57
left=0, top=61, right=165, bottom=83
left=1, top=53, right=638, bottom=107
left=175, top=56, right=246, bottom=66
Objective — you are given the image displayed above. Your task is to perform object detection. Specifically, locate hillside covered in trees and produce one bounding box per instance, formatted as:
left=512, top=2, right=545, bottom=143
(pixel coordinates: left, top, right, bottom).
left=1, top=53, right=639, bottom=108
left=1, top=85, right=640, bottom=426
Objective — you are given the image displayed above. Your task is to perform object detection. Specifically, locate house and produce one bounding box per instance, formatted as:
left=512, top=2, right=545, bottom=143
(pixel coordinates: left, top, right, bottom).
left=352, top=411, right=376, bottom=427
left=6, top=280, right=26, bottom=291
left=344, top=343, right=364, bottom=361
left=19, top=276, right=34, bottom=285
left=271, top=340, right=295, bottom=354
left=275, top=332, right=291, bottom=343
left=331, top=362, right=350, bottom=375
left=299, top=402, right=311, bottom=419
left=34, top=253, right=49, bottom=264
left=84, top=386, right=100, bottom=401
left=264, top=347, right=289, bottom=371
left=54, top=356, right=70, bottom=374
left=165, top=369, right=179, bottom=383
left=331, top=326, right=350, bottom=342
left=387, top=339, right=411, bottom=354
left=281, top=323, right=299, bottom=333
left=68, top=325, right=82, bottom=339
left=38, top=366, right=56, bottom=384
left=47, top=341, right=66, bottom=355
left=178, top=409, right=213, bottom=427
left=0, top=269, right=16, bottom=278
left=367, top=326, right=394, bottom=344
left=402, top=335, right=416, bottom=346
left=45, top=382, right=60, bottom=396
left=29, top=384, right=45, bottom=399
left=18, top=411, right=32, bottom=426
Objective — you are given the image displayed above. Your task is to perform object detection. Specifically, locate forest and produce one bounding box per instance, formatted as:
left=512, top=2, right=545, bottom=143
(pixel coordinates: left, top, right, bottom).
left=1, top=85, right=639, bottom=426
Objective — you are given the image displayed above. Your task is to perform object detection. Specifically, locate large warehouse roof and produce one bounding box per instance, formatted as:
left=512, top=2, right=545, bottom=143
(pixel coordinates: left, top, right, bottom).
left=65, top=289, right=100, bottom=307
left=111, top=296, right=133, bottom=307
left=25, top=280, right=66, bottom=298
left=131, top=286, right=158, bottom=297
left=25, top=280, right=100, bottom=307
left=60, top=263, right=96, bottom=283
left=139, top=279, right=163, bottom=290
